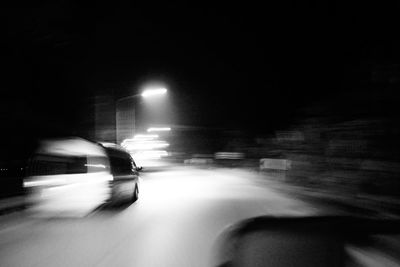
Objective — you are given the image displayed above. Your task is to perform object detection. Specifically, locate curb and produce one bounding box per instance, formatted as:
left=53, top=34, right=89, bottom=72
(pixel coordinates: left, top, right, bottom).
left=268, top=182, right=400, bottom=218
left=0, top=196, right=26, bottom=216
left=249, top=172, right=400, bottom=218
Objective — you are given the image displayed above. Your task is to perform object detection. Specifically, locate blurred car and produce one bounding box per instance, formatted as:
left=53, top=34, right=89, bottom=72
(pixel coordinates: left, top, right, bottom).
left=23, top=137, right=140, bottom=215
left=99, top=142, right=141, bottom=204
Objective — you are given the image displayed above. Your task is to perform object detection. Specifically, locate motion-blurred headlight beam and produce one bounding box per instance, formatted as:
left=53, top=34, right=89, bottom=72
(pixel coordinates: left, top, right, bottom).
left=133, top=134, right=159, bottom=140
left=147, top=127, right=171, bottom=132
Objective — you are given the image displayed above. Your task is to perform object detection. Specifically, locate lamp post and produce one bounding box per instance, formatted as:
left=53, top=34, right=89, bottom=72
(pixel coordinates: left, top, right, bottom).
left=115, top=87, right=168, bottom=144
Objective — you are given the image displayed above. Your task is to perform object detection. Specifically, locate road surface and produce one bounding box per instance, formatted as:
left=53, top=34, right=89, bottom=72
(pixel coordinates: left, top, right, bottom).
left=0, top=167, right=335, bottom=267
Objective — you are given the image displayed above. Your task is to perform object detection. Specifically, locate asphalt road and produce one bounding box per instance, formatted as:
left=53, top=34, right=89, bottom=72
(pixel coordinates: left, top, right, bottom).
left=0, top=167, right=335, bottom=267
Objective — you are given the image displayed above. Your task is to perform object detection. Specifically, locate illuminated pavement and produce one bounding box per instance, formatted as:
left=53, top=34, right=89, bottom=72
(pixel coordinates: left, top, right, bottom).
left=0, top=167, right=325, bottom=267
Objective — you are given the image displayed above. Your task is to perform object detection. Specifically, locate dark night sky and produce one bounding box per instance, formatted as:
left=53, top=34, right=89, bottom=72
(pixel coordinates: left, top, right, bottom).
left=1, top=1, right=400, bottom=149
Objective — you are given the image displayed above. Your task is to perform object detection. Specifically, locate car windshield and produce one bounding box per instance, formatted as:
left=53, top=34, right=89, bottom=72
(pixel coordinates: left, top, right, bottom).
left=1, top=2, right=400, bottom=267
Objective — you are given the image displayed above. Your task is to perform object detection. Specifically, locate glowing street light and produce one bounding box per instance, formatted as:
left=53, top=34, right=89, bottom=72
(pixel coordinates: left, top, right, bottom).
left=116, top=86, right=168, bottom=144
left=116, top=87, right=167, bottom=103
left=141, top=88, right=167, bottom=98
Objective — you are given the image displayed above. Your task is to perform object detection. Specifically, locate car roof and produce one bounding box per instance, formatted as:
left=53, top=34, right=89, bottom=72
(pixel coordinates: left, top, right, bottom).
left=98, top=142, right=132, bottom=158
left=36, top=137, right=107, bottom=157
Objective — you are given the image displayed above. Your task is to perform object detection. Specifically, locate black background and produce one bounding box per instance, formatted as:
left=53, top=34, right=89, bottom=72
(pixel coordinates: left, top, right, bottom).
left=1, top=1, right=400, bottom=159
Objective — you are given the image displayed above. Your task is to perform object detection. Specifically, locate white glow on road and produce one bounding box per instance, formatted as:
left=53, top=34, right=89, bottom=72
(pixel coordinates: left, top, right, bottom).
left=140, top=169, right=247, bottom=203
left=139, top=168, right=319, bottom=217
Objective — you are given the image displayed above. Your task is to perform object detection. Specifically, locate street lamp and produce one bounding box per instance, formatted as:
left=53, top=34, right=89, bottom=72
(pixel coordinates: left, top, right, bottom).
left=115, top=87, right=168, bottom=144
left=141, top=87, right=167, bottom=98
